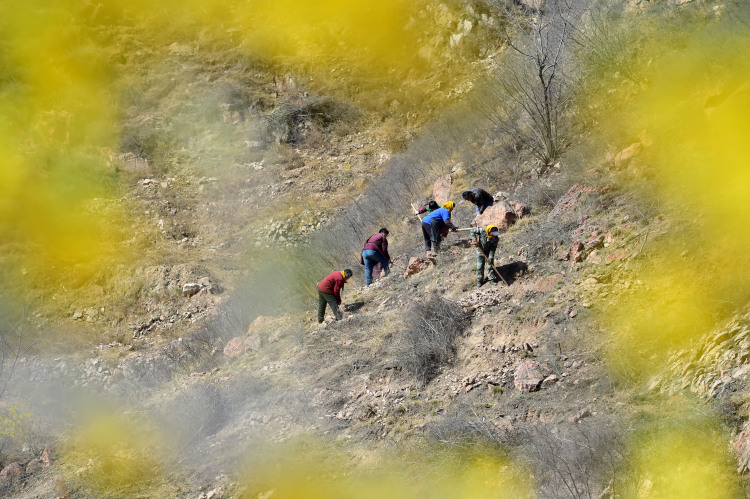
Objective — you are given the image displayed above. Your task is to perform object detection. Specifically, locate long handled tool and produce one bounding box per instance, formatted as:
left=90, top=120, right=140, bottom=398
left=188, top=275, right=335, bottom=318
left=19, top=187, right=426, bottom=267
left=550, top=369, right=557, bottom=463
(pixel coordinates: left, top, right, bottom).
left=410, top=202, right=423, bottom=222
left=475, top=244, right=509, bottom=286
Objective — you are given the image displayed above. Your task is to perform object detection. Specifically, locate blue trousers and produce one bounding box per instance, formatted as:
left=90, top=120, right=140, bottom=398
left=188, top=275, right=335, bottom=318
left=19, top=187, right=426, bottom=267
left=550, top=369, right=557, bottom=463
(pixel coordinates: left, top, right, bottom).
left=362, top=249, right=390, bottom=285
left=477, top=199, right=494, bottom=215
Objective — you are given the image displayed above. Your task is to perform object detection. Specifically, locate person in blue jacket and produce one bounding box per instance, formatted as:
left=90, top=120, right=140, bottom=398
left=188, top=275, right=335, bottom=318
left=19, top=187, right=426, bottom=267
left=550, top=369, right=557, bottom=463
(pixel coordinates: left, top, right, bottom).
left=421, top=201, right=457, bottom=256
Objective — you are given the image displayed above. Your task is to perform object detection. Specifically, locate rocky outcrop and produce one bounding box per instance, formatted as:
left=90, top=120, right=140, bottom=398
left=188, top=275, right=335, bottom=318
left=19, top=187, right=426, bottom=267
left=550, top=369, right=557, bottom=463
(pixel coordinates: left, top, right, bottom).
left=433, top=174, right=452, bottom=205
left=473, top=201, right=517, bottom=231
left=223, top=334, right=262, bottom=359
left=402, top=257, right=432, bottom=278
left=547, top=184, right=597, bottom=222
left=514, top=360, right=543, bottom=392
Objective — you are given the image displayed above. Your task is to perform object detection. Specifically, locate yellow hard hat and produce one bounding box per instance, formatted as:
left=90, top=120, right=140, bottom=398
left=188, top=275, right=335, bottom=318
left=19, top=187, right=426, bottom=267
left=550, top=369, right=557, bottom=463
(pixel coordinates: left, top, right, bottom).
left=485, top=225, right=499, bottom=237
left=442, top=201, right=454, bottom=211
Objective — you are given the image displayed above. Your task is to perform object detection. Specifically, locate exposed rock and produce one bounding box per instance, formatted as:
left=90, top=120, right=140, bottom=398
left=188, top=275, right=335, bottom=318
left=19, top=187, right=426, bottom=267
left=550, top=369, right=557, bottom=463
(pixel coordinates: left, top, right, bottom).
left=223, top=334, right=262, bottom=358
left=735, top=425, right=750, bottom=474
left=248, top=315, right=272, bottom=334
left=433, top=174, right=452, bottom=205
left=542, top=374, right=559, bottom=387
left=473, top=201, right=517, bottom=230
left=0, top=462, right=23, bottom=480
left=570, top=408, right=591, bottom=423
left=402, top=257, right=432, bottom=278
left=569, top=241, right=585, bottom=262
left=512, top=202, right=530, bottom=218
left=26, top=459, right=44, bottom=474
left=547, top=184, right=597, bottom=222
left=514, top=360, right=543, bottom=392
left=606, top=252, right=629, bottom=265
left=182, top=283, right=202, bottom=297
left=607, top=142, right=643, bottom=168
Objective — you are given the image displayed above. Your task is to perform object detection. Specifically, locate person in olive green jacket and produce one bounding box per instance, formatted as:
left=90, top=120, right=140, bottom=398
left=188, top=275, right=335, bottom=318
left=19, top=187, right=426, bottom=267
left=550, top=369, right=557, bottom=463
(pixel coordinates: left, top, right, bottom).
left=470, top=225, right=500, bottom=287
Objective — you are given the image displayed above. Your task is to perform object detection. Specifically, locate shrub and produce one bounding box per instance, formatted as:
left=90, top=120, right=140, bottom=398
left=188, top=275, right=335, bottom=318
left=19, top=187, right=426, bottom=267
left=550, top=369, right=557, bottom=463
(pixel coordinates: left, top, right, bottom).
left=397, top=296, right=469, bottom=385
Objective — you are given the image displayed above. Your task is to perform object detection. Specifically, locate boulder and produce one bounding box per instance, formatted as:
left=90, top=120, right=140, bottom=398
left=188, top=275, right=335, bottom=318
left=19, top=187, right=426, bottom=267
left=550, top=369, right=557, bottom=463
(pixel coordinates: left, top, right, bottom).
left=182, top=283, right=202, bottom=297
left=473, top=201, right=517, bottom=231
left=514, top=360, right=543, bottom=392
left=0, top=462, right=23, bottom=480
left=25, top=459, right=44, bottom=474
left=402, top=257, right=432, bottom=278
left=606, top=142, right=643, bottom=168
left=223, top=334, right=262, bottom=358
left=433, top=174, right=452, bottom=205
left=569, top=241, right=585, bottom=262
left=512, top=202, right=530, bottom=218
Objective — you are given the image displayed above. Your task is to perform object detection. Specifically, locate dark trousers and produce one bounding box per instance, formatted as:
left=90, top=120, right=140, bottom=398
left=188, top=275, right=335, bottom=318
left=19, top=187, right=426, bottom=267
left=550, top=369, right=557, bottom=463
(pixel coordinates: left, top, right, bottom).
left=318, top=290, right=341, bottom=323
left=422, top=220, right=445, bottom=251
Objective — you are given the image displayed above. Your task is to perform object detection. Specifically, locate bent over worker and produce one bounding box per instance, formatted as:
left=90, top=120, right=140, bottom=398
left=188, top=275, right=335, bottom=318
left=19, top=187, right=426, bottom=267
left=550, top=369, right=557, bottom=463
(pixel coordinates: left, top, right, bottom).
left=462, top=188, right=494, bottom=215
left=470, top=225, right=500, bottom=287
left=361, top=228, right=391, bottom=286
left=421, top=201, right=457, bottom=256
left=415, top=200, right=440, bottom=215
left=317, top=269, right=352, bottom=323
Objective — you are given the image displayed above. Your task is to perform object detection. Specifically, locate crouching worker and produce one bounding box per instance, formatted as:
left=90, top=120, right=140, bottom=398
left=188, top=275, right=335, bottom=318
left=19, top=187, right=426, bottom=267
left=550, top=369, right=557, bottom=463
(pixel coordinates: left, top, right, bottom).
left=361, top=228, right=391, bottom=286
left=462, top=188, right=494, bottom=215
left=421, top=201, right=457, bottom=256
left=470, top=225, right=500, bottom=287
left=317, top=269, right=352, bottom=323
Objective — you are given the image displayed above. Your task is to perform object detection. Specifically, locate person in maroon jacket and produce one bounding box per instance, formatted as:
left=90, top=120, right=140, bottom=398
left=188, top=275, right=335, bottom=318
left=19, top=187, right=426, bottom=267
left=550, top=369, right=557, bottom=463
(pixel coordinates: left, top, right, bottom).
left=360, top=228, right=391, bottom=286
left=317, top=269, right=352, bottom=323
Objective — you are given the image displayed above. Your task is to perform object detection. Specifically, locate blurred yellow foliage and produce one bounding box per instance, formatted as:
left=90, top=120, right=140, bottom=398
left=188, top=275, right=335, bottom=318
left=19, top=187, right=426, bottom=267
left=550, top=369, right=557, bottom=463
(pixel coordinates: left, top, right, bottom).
left=61, top=409, right=168, bottom=496
left=238, top=439, right=534, bottom=499
left=598, top=22, right=750, bottom=378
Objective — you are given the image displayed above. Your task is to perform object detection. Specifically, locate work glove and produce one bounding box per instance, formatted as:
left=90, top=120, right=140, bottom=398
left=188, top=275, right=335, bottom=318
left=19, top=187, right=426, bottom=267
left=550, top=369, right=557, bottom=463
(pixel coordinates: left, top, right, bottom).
left=471, top=240, right=478, bottom=245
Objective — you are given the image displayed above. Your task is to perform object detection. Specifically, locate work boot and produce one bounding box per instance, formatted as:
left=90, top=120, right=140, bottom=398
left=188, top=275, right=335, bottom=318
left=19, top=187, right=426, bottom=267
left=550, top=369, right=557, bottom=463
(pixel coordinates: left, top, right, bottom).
left=489, top=280, right=498, bottom=286
left=477, top=279, right=484, bottom=288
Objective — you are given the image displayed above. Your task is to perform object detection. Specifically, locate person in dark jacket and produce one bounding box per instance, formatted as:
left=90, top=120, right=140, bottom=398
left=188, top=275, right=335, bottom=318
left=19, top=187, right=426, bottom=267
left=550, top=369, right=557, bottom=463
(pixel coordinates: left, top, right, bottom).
left=462, top=188, right=495, bottom=215
left=317, top=269, right=352, bottom=323
left=470, top=225, right=500, bottom=287
left=421, top=201, right=457, bottom=255
left=415, top=200, right=440, bottom=215
left=361, top=228, right=391, bottom=286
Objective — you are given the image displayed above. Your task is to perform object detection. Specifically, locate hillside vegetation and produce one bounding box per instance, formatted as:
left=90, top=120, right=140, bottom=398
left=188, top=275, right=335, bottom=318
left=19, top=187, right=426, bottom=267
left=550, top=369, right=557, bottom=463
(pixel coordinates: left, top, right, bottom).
left=1, top=0, right=750, bottom=497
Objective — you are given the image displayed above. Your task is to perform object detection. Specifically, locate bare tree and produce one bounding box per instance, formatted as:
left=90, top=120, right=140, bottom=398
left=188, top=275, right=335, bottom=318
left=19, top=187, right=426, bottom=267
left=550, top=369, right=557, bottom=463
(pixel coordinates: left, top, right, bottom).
left=480, top=0, right=579, bottom=168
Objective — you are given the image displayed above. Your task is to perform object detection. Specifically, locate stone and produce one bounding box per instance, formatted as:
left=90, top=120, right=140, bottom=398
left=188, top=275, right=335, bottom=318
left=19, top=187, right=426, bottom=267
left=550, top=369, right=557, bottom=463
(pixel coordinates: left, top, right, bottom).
left=734, top=425, right=750, bottom=474
left=606, top=252, right=628, bottom=265
left=402, top=257, right=432, bottom=278
left=247, top=315, right=272, bottom=334
left=223, top=334, right=262, bottom=358
left=547, top=185, right=597, bottom=222
left=542, top=374, right=559, bottom=387
left=570, top=241, right=585, bottom=262
left=433, top=174, right=452, bottom=205
left=26, top=459, right=43, bottom=474
left=514, top=360, right=543, bottom=393
left=606, top=142, right=643, bottom=168
left=512, top=202, right=530, bottom=218
left=570, top=408, right=591, bottom=423
left=182, top=283, right=202, bottom=297
left=0, top=462, right=23, bottom=480
left=473, top=201, right=517, bottom=231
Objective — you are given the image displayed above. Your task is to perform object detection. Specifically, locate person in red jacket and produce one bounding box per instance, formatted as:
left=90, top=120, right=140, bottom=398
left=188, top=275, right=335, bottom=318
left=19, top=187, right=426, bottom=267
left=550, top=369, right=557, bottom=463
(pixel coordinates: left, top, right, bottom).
left=360, top=228, right=391, bottom=286
left=317, top=269, right=352, bottom=323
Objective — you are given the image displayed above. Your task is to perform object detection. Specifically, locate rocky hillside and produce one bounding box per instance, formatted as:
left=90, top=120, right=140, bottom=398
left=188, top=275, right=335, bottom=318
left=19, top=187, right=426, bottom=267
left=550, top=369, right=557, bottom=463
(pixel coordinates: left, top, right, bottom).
left=1, top=0, right=750, bottom=498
